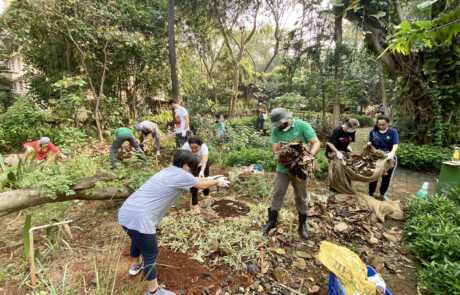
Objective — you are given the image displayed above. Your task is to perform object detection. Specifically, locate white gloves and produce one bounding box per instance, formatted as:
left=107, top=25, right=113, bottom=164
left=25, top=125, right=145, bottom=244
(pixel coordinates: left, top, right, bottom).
left=336, top=151, right=344, bottom=160
left=156, top=151, right=161, bottom=156
left=181, top=130, right=187, bottom=137
left=198, top=170, right=205, bottom=178
left=216, top=177, right=230, bottom=188
left=387, top=152, right=395, bottom=160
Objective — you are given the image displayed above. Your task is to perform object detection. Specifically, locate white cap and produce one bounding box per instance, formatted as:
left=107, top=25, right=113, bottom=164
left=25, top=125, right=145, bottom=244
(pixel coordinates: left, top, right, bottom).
left=39, top=137, right=50, bottom=145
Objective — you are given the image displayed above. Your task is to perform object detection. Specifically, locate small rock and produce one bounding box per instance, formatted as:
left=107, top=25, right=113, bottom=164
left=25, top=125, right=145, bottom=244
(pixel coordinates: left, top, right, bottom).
left=257, top=285, right=264, bottom=293
left=308, top=285, right=321, bottom=294
left=334, top=222, right=349, bottom=233
left=238, top=287, right=245, bottom=293
left=369, top=236, right=379, bottom=245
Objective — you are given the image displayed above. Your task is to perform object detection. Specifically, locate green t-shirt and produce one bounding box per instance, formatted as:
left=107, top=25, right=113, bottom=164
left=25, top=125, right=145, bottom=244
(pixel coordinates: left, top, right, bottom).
left=115, top=127, right=133, bottom=138
left=271, top=119, right=317, bottom=174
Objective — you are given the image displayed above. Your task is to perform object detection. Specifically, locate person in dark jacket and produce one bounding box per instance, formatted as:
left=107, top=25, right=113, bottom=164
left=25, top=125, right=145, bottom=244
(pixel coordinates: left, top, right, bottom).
left=325, top=118, right=360, bottom=160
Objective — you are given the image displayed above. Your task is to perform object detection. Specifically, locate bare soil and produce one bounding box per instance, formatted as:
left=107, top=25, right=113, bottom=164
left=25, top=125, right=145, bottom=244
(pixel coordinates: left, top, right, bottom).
left=211, top=199, right=250, bottom=218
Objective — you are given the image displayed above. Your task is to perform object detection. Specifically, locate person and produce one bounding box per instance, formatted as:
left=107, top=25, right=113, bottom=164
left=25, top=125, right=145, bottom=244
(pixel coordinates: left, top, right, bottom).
left=325, top=118, right=360, bottom=160
left=255, top=108, right=265, bottom=131
left=169, top=98, right=190, bottom=148
left=262, top=108, right=321, bottom=240
left=118, top=150, right=230, bottom=295
left=22, top=137, right=66, bottom=161
left=135, top=121, right=161, bottom=158
left=110, top=127, right=147, bottom=169
left=180, top=136, right=210, bottom=213
left=368, top=115, right=399, bottom=200
left=216, top=113, right=226, bottom=143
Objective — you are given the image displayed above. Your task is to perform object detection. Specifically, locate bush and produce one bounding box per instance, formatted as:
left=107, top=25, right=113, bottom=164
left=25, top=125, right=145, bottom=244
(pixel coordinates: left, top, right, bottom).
left=405, top=196, right=460, bottom=262
left=234, top=174, right=272, bottom=199
left=397, top=144, right=451, bottom=172
left=0, top=97, right=53, bottom=151
left=225, top=148, right=276, bottom=172
left=353, top=114, right=374, bottom=127
left=417, top=260, right=460, bottom=295
left=405, top=188, right=460, bottom=295
left=314, top=150, right=329, bottom=180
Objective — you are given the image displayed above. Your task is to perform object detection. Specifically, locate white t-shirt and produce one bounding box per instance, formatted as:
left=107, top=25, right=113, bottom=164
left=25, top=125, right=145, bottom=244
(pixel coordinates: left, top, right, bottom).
left=118, top=166, right=197, bottom=234
left=174, top=106, right=189, bottom=134
left=181, top=142, right=209, bottom=163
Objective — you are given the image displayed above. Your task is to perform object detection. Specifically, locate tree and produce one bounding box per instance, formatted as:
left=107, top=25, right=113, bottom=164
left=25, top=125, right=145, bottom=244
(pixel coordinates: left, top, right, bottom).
left=212, top=0, right=261, bottom=115
left=333, top=3, right=343, bottom=126
left=168, top=0, right=180, bottom=99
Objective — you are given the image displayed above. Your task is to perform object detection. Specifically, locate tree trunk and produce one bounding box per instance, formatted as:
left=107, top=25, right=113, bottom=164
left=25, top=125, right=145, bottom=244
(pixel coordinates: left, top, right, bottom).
left=168, top=0, right=180, bottom=99
left=333, top=11, right=343, bottom=126
left=0, top=173, right=130, bottom=217
left=378, top=61, right=388, bottom=116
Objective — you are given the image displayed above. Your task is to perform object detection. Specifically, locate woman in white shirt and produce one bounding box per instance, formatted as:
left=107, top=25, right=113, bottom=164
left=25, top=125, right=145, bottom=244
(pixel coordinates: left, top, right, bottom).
left=180, top=136, right=210, bottom=213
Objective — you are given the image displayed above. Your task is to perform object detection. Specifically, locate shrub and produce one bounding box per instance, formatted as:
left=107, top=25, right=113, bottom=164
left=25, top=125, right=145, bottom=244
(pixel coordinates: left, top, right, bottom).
left=405, top=196, right=460, bottom=262
left=353, top=114, right=374, bottom=127
left=405, top=189, right=460, bottom=295
left=417, top=260, right=460, bottom=295
left=397, top=144, right=451, bottom=172
left=0, top=97, right=53, bottom=151
left=225, top=148, right=276, bottom=172
left=227, top=116, right=257, bottom=129
left=234, top=174, right=272, bottom=199
left=314, top=150, right=329, bottom=180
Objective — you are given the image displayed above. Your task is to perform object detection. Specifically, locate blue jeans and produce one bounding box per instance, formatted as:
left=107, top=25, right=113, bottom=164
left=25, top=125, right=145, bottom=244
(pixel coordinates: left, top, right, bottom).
left=123, top=227, right=158, bottom=281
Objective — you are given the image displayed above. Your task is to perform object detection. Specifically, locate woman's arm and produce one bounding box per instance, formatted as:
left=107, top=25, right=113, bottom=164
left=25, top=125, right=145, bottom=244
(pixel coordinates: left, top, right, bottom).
left=326, top=142, right=339, bottom=153
left=199, top=154, right=209, bottom=176
left=193, top=177, right=219, bottom=190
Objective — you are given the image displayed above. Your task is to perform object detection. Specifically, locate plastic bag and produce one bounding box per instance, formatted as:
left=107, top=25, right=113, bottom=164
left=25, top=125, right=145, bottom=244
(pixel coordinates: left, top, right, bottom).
left=316, top=241, right=376, bottom=295
left=328, top=265, right=393, bottom=295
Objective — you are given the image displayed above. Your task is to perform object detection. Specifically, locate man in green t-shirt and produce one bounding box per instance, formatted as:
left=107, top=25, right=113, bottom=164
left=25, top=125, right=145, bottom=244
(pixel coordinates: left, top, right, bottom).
left=110, top=127, right=147, bottom=169
left=262, top=108, right=321, bottom=240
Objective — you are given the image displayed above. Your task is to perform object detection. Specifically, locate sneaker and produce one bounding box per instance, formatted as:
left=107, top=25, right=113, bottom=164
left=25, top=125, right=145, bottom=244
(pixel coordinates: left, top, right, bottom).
left=128, top=263, right=143, bottom=276
left=146, top=287, right=176, bottom=295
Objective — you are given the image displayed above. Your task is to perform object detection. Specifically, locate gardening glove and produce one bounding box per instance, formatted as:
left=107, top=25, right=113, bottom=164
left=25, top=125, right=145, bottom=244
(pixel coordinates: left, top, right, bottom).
left=181, top=130, right=187, bottom=137
left=198, top=170, right=205, bottom=178
left=386, top=152, right=395, bottom=160
left=336, top=151, right=344, bottom=160
left=216, top=177, right=230, bottom=188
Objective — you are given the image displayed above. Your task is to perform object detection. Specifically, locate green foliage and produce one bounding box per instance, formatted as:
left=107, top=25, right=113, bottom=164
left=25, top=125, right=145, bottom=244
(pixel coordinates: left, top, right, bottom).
left=405, top=188, right=460, bottom=295
left=397, top=144, right=451, bottom=171
left=234, top=174, right=272, bottom=199
left=353, top=115, right=374, bottom=127
left=225, top=148, right=276, bottom=172
left=314, top=151, right=329, bottom=180
left=417, top=260, right=460, bottom=295
left=271, top=93, right=307, bottom=109
left=0, top=97, right=52, bottom=151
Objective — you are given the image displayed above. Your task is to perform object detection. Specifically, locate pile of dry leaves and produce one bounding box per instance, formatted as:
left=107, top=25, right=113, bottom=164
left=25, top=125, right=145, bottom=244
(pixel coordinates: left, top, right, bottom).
left=278, top=142, right=315, bottom=179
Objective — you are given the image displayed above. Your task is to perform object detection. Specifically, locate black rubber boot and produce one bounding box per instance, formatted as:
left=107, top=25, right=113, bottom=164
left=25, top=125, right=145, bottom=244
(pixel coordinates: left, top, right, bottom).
left=298, top=212, right=308, bottom=240
left=262, top=208, right=278, bottom=234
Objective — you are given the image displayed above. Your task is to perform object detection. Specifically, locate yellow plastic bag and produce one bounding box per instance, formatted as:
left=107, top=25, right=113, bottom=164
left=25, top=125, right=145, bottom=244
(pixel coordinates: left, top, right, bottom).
left=316, top=241, right=376, bottom=295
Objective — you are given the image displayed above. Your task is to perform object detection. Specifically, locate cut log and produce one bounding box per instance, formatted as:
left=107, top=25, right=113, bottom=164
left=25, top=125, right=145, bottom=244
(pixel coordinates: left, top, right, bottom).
left=0, top=173, right=130, bottom=217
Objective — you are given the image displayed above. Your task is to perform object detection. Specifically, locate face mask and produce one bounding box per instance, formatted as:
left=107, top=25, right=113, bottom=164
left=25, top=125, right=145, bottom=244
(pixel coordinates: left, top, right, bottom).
left=347, top=129, right=355, bottom=133
left=279, top=122, right=290, bottom=131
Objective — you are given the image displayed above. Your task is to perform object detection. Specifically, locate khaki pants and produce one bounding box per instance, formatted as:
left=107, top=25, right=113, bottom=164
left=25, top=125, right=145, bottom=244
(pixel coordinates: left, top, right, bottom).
left=271, top=172, right=308, bottom=214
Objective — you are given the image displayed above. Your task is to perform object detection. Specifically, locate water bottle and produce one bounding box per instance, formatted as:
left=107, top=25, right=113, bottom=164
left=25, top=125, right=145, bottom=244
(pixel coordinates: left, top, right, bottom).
left=415, top=182, right=429, bottom=199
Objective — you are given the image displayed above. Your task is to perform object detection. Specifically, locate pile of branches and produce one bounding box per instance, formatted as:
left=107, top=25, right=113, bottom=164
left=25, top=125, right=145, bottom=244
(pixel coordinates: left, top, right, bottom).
left=278, top=142, right=315, bottom=179
left=344, top=145, right=387, bottom=177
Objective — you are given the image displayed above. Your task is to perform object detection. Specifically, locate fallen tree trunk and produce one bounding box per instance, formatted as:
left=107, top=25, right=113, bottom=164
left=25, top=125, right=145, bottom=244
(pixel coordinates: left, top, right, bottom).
left=0, top=173, right=131, bottom=217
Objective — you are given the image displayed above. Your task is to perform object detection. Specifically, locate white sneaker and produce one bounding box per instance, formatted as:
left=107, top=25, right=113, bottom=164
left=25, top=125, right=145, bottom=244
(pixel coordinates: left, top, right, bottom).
left=128, top=263, right=143, bottom=276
